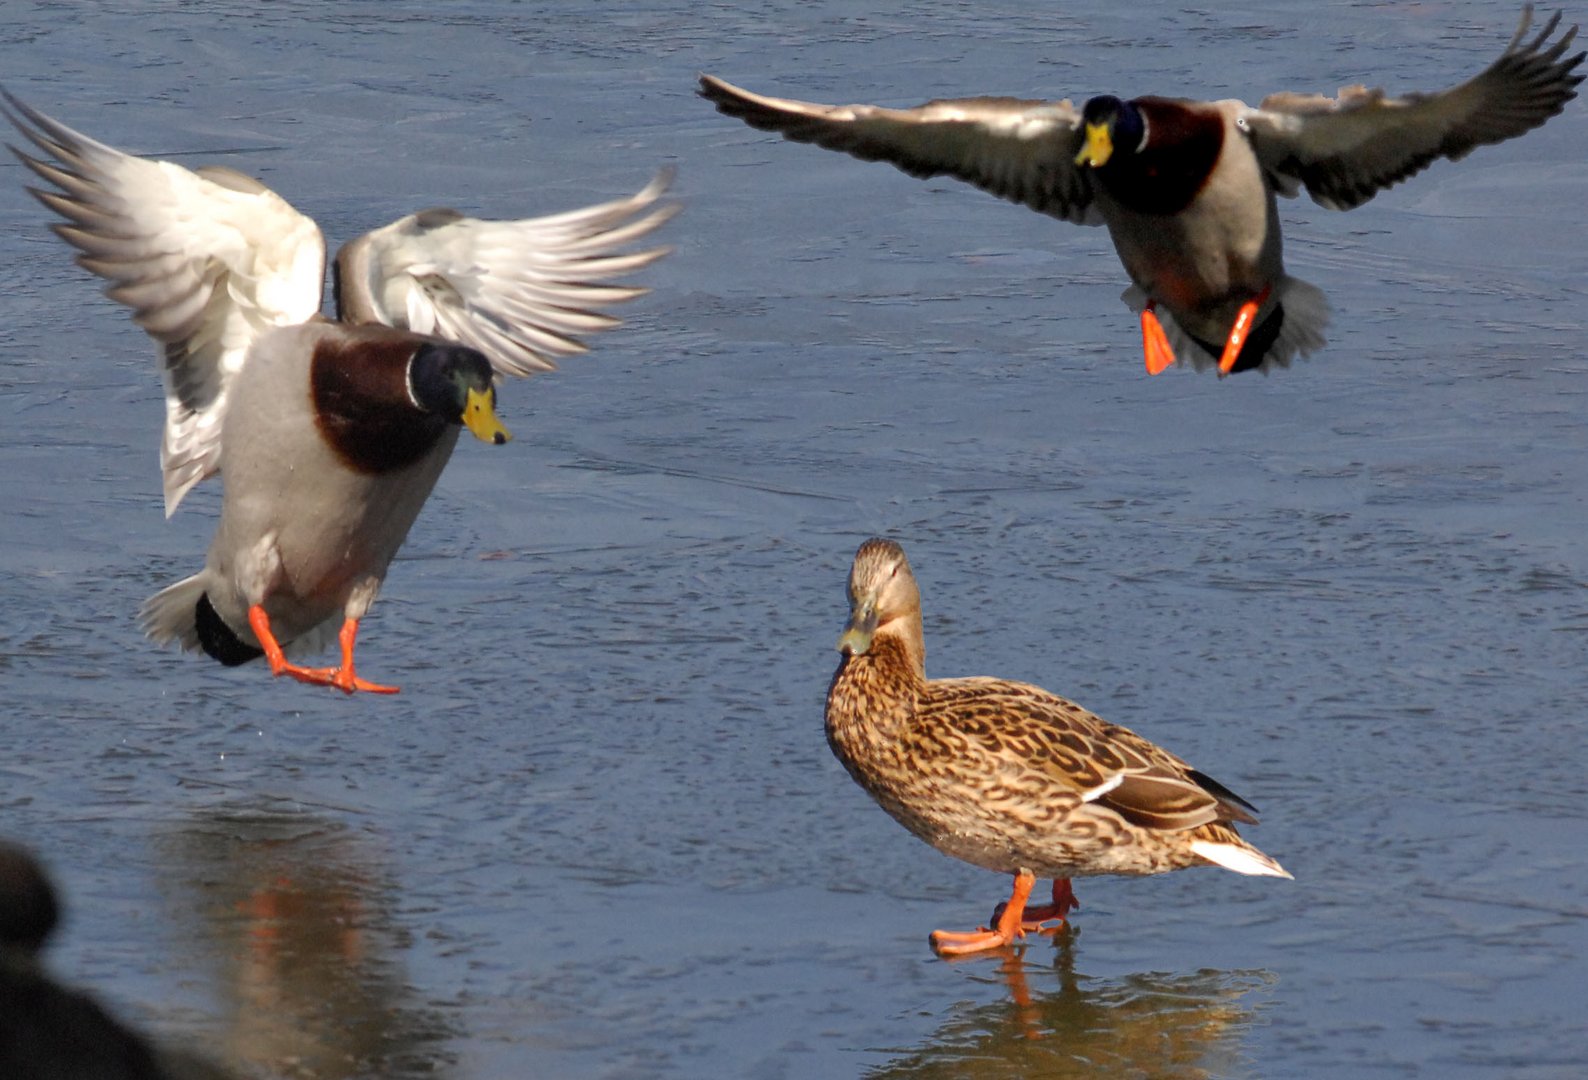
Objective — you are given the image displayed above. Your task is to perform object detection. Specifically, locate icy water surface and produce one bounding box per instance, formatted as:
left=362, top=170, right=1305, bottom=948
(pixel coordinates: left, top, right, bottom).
left=2, top=1, right=1586, bottom=1077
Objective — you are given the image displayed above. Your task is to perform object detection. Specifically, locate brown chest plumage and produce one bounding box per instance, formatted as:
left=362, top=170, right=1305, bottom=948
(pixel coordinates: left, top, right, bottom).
left=309, top=334, right=448, bottom=474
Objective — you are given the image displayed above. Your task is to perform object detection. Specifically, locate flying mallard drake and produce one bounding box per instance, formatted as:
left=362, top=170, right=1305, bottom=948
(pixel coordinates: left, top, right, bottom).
left=825, top=539, right=1289, bottom=956
left=6, top=92, right=675, bottom=694
left=701, top=6, right=1583, bottom=375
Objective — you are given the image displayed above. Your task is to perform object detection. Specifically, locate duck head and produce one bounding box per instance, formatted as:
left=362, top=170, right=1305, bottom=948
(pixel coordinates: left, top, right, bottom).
left=410, top=342, right=512, bottom=445
left=839, top=538, right=922, bottom=656
left=1075, top=95, right=1146, bottom=169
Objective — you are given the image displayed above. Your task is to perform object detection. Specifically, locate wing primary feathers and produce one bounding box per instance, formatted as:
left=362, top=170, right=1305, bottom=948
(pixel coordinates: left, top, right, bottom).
left=1186, top=768, right=1261, bottom=824
left=333, top=168, right=676, bottom=379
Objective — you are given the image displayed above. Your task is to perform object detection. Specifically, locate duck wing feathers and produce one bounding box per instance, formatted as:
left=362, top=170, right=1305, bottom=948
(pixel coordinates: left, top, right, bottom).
left=699, top=75, right=1099, bottom=225
left=917, top=677, right=1259, bottom=832
left=333, top=171, right=677, bottom=380
left=1245, top=6, right=1584, bottom=210
left=3, top=91, right=326, bottom=517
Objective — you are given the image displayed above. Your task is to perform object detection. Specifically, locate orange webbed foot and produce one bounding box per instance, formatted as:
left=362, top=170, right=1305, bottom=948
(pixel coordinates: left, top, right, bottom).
left=325, top=619, right=398, bottom=694
left=994, top=877, right=1079, bottom=933
left=930, top=925, right=1023, bottom=956
left=931, top=870, right=1036, bottom=957
left=247, top=607, right=399, bottom=695
left=329, top=671, right=400, bottom=695
left=276, top=662, right=342, bottom=688
left=1141, top=306, right=1177, bottom=375
left=1217, top=285, right=1273, bottom=375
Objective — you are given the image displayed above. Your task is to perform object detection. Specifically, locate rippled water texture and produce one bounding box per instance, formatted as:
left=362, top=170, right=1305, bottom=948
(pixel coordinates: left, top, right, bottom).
left=2, top=1, right=1586, bottom=1077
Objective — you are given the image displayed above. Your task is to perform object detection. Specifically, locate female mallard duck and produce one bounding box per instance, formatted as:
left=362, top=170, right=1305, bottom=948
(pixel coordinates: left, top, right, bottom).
left=702, top=6, right=1582, bottom=375
left=825, top=539, right=1290, bottom=956
left=6, top=92, right=674, bottom=693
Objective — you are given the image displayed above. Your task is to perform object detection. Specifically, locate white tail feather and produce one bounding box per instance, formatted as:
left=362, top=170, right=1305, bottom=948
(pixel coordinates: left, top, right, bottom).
left=139, top=576, right=338, bottom=662
left=1190, top=840, right=1293, bottom=879
left=139, top=574, right=208, bottom=652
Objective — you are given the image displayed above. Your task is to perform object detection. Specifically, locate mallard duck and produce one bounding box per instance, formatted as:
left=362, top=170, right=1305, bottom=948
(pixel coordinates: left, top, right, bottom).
left=6, top=92, right=674, bottom=693
left=825, top=539, right=1290, bottom=956
left=701, top=6, right=1583, bottom=375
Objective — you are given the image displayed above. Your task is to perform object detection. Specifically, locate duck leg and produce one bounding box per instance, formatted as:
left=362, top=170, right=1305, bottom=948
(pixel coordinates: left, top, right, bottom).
left=993, top=877, right=1079, bottom=932
left=1140, top=303, right=1178, bottom=375
left=1216, top=284, right=1273, bottom=374
left=247, top=606, right=398, bottom=695
left=931, top=869, right=1035, bottom=957
left=328, top=617, right=399, bottom=695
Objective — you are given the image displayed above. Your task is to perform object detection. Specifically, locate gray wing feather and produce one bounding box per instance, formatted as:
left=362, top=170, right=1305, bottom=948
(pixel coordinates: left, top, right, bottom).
left=1247, top=6, right=1584, bottom=210
left=3, top=90, right=325, bottom=516
left=699, top=75, right=1100, bottom=225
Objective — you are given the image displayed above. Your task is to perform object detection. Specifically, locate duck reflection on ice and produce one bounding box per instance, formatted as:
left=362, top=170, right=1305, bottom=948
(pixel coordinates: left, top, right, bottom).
left=154, top=804, right=455, bottom=1080
left=868, top=930, right=1273, bottom=1079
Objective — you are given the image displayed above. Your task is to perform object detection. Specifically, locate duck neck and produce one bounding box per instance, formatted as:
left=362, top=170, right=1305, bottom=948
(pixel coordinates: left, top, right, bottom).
left=1095, top=97, right=1225, bottom=217
left=826, top=621, right=926, bottom=742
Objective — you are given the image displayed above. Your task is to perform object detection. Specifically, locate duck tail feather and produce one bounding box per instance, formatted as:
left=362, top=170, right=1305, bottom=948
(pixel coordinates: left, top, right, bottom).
left=1190, top=839, right=1293, bottom=879
left=1269, top=275, right=1330, bottom=365
left=139, top=574, right=208, bottom=652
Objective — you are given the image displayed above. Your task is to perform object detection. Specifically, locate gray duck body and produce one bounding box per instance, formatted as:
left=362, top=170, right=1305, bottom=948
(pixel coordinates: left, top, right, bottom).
left=144, top=321, right=470, bottom=658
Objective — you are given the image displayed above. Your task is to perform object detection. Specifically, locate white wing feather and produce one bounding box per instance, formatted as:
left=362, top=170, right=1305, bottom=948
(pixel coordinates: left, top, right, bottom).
left=334, top=171, right=677, bottom=379
left=4, top=91, right=326, bottom=516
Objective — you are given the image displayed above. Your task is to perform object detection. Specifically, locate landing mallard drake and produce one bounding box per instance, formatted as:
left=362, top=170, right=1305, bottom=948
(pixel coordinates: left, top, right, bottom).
left=824, top=539, right=1290, bottom=956
left=6, top=92, right=674, bottom=693
left=701, top=6, right=1583, bottom=375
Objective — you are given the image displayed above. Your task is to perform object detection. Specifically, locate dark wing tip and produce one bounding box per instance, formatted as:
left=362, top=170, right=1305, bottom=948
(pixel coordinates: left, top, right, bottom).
left=1186, top=768, right=1262, bottom=824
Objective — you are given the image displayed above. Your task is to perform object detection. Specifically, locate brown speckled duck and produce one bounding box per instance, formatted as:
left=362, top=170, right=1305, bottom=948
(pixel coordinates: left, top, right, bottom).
left=702, top=6, right=1583, bottom=375
left=6, top=92, right=674, bottom=693
left=824, top=539, right=1290, bottom=956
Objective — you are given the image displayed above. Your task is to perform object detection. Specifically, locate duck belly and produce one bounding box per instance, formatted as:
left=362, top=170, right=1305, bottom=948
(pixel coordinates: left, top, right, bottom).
left=922, top=802, right=1199, bottom=880
left=201, top=334, right=459, bottom=647
left=211, top=445, right=456, bottom=644
left=1102, top=175, right=1281, bottom=341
